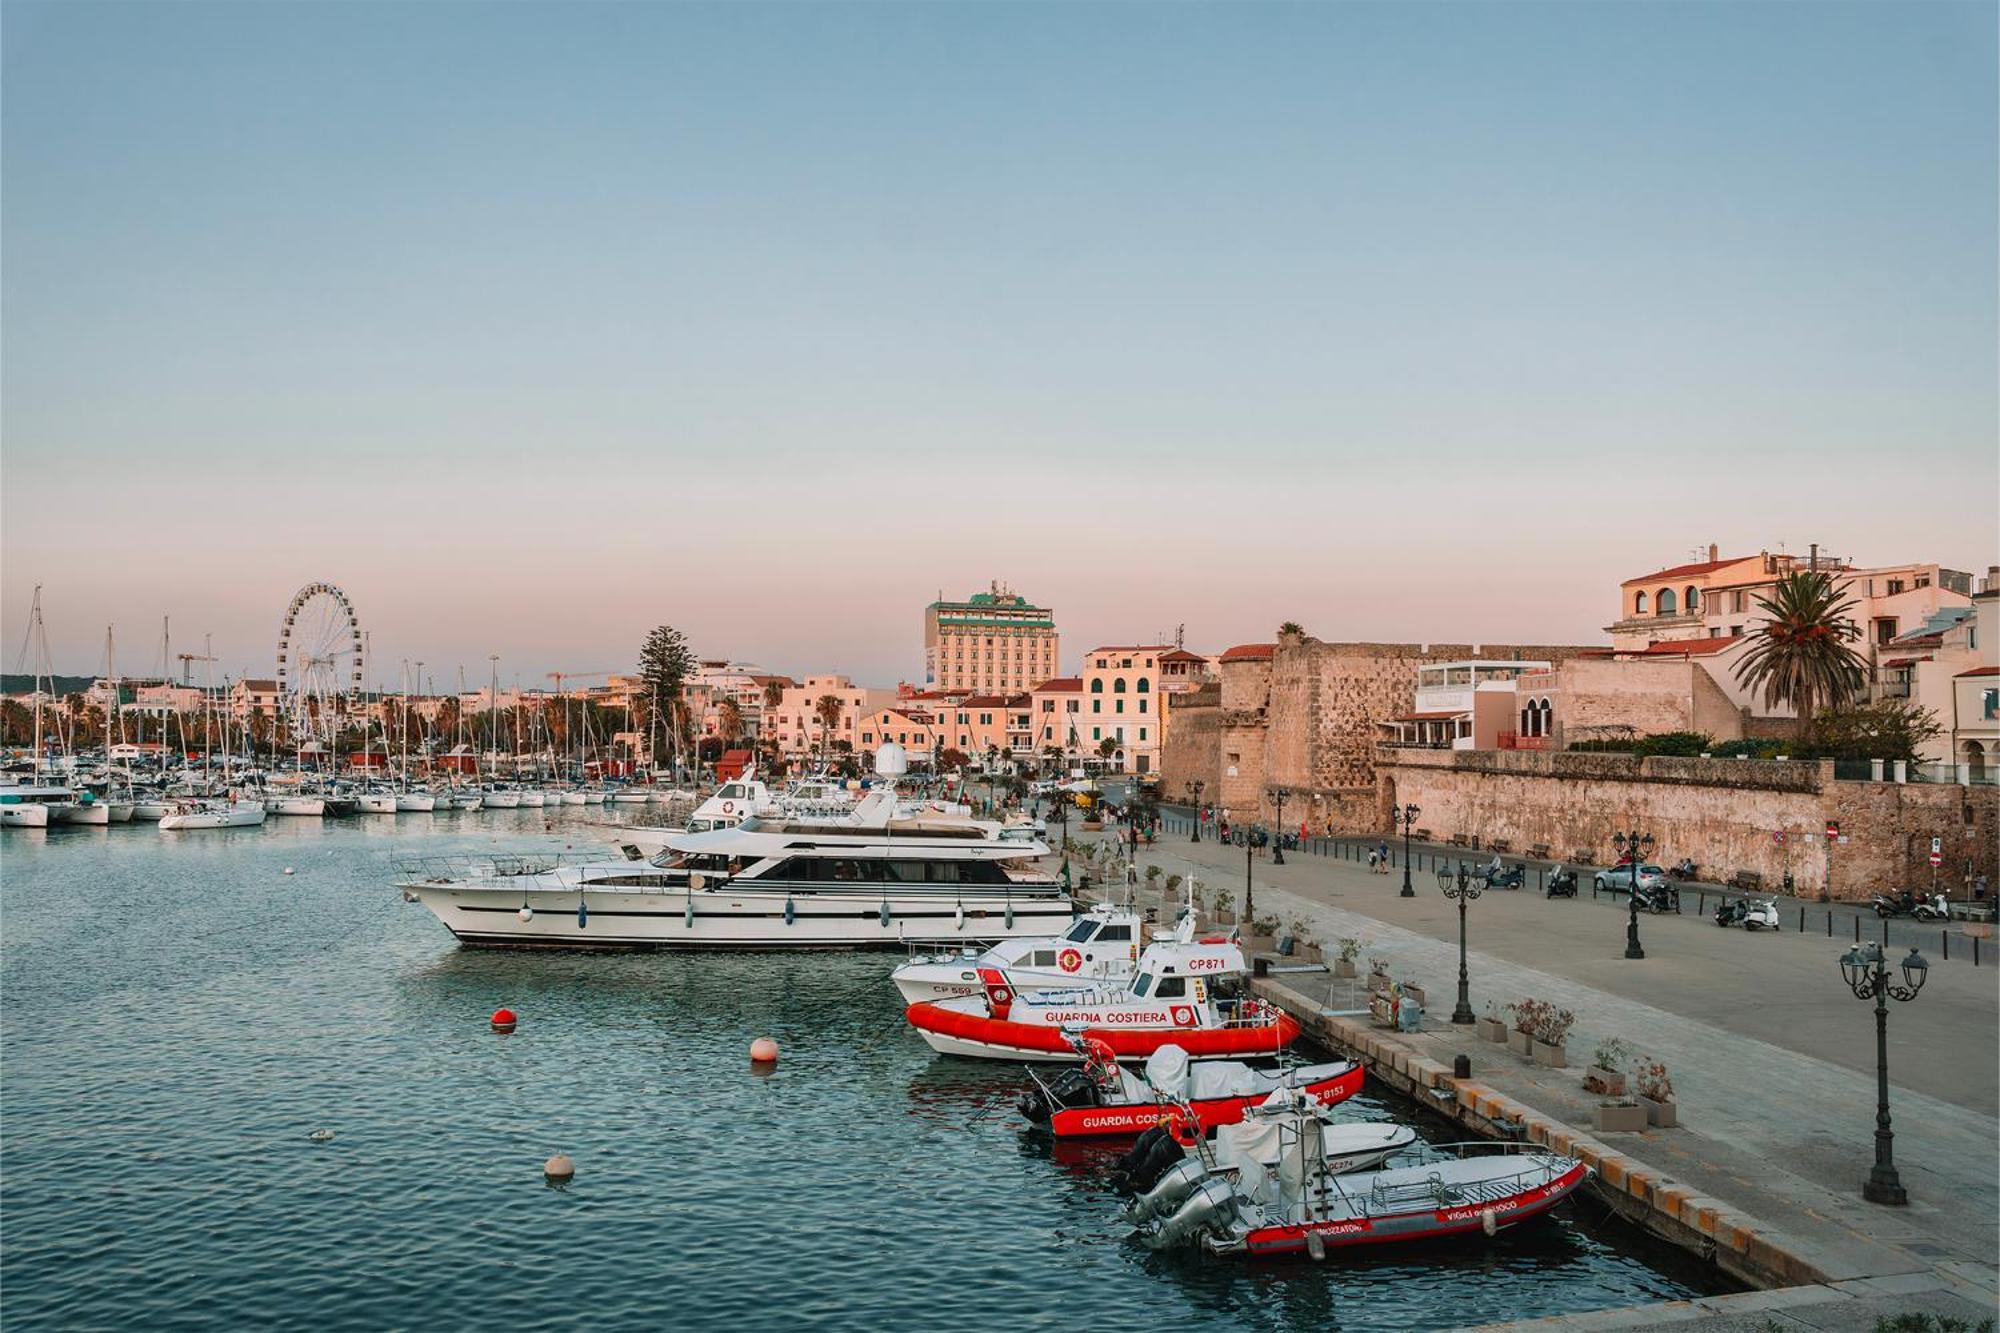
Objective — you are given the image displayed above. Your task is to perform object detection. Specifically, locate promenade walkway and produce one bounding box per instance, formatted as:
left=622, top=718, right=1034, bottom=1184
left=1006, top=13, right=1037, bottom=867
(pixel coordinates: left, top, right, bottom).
left=1076, top=828, right=1998, bottom=1326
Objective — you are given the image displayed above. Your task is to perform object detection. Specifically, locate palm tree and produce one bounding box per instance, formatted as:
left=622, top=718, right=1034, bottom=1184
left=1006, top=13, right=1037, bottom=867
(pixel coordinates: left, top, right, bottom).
left=1278, top=621, right=1305, bottom=637
left=717, top=698, right=744, bottom=747
left=813, top=694, right=843, bottom=764
left=1733, top=571, right=1867, bottom=724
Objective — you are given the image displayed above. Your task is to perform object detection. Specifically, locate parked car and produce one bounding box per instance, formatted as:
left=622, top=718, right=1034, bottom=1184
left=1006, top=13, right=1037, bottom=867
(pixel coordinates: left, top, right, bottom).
left=1594, top=863, right=1672, bottom=896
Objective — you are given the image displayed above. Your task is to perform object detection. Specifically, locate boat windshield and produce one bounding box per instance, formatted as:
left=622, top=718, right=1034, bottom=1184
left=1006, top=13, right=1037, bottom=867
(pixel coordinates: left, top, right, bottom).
left=1063, top=919, right=1099, bottom=944
left=1132, top=973, right=1152, bottom=997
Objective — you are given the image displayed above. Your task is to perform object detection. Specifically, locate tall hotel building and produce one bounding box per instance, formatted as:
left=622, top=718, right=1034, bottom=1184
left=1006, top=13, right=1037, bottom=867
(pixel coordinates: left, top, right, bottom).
left=923, top=584, right=1058, bottom=693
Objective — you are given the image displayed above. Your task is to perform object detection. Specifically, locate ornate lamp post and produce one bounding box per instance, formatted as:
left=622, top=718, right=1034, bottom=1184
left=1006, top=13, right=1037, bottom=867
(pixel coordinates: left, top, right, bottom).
left=1840, top=942, right=1928, bottom=1205
left=1271, top=787, right=1289, bottom=865
left=1190, top=778, right=1204, bottom=843
left=1436, top=862, right=1483, bottom=1024
left=1393, top=803, right=1420, bottom=898
left=1612, top=829, right=1653, bottom=959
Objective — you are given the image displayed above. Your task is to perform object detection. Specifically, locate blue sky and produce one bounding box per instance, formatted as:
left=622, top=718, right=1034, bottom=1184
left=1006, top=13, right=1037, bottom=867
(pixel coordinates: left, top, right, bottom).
left=4, top=2, right=1994, bottom=686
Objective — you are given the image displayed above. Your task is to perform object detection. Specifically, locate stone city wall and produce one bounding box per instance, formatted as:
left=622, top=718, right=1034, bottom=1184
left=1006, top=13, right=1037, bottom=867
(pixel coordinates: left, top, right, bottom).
left=1374, top=747, right=1999, bottom=899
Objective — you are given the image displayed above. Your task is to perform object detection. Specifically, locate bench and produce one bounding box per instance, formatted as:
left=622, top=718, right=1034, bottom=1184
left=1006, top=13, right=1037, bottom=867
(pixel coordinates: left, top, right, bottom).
left=1415, top=828, right=1432, bottom=842
left=1730, top=870, right=1763, bottom=891
left=1449, top=833, right=1470, bottom=847
left=1487, top=839, right=1512, bottom=854
left=1528, top=843, right=1552, bottom=860
left=1572, top=849, right=1596, bottom=866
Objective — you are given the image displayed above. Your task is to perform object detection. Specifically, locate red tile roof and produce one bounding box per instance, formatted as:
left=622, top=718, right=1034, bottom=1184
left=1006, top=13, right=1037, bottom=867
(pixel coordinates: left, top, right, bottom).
left=1219, top=643, right=1277, bottom=662
left=1032, top=676, right=1083, bottom=691
left=1958, top=665, right=2000, bottom=677
left=1159, top=648, right=1207, bottom=663
left=1631, top=634, right=1744, bottom=658
left=1620, top=557, right=1744, bottom=586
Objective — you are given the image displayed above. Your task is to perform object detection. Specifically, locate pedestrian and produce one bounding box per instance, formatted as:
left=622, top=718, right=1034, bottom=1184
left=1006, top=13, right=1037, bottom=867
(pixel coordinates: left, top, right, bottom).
left=1368, top=847, right=1379, bottom=872
left=1377, top=839, right=1390, bottom=873
left=1976, top=872, right=1990, bottom=904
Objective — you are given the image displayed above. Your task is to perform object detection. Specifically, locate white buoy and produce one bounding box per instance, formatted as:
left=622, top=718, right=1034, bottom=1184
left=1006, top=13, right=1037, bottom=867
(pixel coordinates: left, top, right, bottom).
left=543, top=1153, right=575, bottom=1181
left=518, top=905, right=534, bottom=922
left=308, top=1128, right=335, bottom=1143
left=283, top=867, right=295, bottom=876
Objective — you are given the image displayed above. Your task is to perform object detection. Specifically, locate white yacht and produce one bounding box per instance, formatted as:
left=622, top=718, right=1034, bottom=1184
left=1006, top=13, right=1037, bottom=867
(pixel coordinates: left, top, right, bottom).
left=159, top=800, right=268, bottom=830
left=1, top=783, right=74, bottom=829
left=396, top=746, right=1070, bottom=950
left=601, top=769, right=853, bottom=856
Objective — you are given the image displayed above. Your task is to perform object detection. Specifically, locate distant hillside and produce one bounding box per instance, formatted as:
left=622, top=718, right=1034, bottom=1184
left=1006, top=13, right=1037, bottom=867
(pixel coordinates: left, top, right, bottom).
left=0, top=674, right=98, bottom=696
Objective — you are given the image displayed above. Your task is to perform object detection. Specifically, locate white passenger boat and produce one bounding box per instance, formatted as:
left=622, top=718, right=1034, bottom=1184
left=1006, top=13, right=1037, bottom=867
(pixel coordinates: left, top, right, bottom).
left=395, top=746, right=1070, bottom=950
left=892, top=902, right=1150, bottom=1003
left=159, top=800, right=268, bottom=830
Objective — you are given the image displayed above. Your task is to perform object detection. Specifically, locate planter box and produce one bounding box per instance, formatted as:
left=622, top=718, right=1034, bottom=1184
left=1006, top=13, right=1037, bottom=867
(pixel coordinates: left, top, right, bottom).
left=1331, top=958, right=1357, bottom=978
left=1400, top=985, right=1427, bottom=1009
left=1299, top=944, right=1323, bottom=964
left=1592, top=1102, right=1647, bottom=1133
left=1637, top=1094, right=1678, bottom=1128
left=1475, top=1016, right=1507, bottom=1043
left=1213, top=911, right=1237, bottom=926
left=1244, top=934, right=1276, bottom=956
left=1506, top=1029, right=1533, bottom=1058
left=1080, top=821, right=1103, bottom=832
left=1583, top=1066, right=1626, bottom=1096
left=1368, top=995, right=1397, bottom=1027
left=1366, top=971, right=1391, bottom=995
left=1531, top=1039, right=1567, bottom=1068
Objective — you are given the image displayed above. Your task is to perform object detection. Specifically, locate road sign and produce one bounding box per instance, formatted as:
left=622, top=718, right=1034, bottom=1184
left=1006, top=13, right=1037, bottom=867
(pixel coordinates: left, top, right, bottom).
left=1838, top=835, right=1850, bottom=845
left=1825, top=820, right=1840, bottom=840
left=1931, top=836, right=1943, bottom=853
left=1929, top=851, right=1943, bottom=867
left=1773, top=831, right=1786, bottom=844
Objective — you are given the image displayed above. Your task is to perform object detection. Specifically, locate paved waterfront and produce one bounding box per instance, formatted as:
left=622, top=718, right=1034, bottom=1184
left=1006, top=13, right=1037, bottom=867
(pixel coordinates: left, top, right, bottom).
left=1094, top=827, right=1999, bottom=1308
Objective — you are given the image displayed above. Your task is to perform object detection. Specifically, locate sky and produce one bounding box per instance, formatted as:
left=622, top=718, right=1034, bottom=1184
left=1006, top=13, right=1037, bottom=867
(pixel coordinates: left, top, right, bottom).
left=4, top=1, right=1995, bottom=689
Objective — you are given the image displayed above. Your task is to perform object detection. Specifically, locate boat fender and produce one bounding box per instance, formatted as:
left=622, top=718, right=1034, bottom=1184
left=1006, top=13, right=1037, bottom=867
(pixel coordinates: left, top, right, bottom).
left=879, top=901, right=892, bottom=927
left=518, top=905, right=534, bottom=922
left=784, top=895, right=796, bottom=925
left=577, top=900, right=588, bottom=929
left=955, top=903, right=965, bottom=931
left=1005, top=904, right=1015, bottom=930
left=685, top=897, right=695, bottom=928
left=1305, top=1230, right=1327, bottom=1262
left=1481, top=1208, right=1498, bottom=1236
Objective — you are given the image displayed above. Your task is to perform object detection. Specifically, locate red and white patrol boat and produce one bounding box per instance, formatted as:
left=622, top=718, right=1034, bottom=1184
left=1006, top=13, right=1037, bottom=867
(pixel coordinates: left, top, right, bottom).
left=1019, top=1039, right=1364, bottom=1138
left=891, top=902, right=1150, bottom=1004
left=904, top=925, right=1299, bottom=1062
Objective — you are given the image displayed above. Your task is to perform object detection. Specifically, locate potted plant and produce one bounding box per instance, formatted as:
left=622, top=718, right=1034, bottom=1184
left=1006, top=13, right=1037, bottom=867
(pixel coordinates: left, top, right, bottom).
left=1634, top=1059, right=1677, bottom=1127
left=1474, top=1002, right=1507, bottom=1044
left=1210, top=889, right=1236, bottom=925
left=1332, top=937, right=1362, bottom=979
left=1144, top=864, right=1163, bottom=892
left=1530, top=1005, right=1575, bottom=1068
left=1246, top=913, right=1281, bottom=954
left=1584, top=1038, right=1631, bottom=1096
left=1592, top=1099, right=1647, bottom=1133
left=1366, top=955, right=1391, bottom=994
left=1505, top=1000, right=1540, bottom=1058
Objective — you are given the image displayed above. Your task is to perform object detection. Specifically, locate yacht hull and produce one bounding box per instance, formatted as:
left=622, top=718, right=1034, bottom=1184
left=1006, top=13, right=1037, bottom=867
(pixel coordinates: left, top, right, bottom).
left=52, top=804, right=110, bottom=826
left=402, top=882, right=1074, bottom=950
left=1, top=804, right=50, bottom=828
left=160, top=805, right=268, bottom=830
left=268, top=797, right=327, bottom=816
left=395, top=793, right=437, bottom=812
left=356, top=795, right=398, bottom=814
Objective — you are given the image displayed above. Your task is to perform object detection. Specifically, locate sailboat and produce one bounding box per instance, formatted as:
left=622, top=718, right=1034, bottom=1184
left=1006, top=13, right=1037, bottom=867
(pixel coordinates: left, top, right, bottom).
left=159, top=644, right=266, bottom=830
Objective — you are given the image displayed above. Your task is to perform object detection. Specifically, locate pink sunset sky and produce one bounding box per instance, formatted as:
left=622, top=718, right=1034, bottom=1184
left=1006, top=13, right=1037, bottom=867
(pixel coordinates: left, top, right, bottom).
left=4, top=3, right=1995, bottom=688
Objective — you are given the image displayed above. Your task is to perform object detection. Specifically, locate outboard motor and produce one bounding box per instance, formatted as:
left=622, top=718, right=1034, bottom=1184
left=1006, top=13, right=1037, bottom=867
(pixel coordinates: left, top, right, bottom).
left=1142, top=1177, right=1238, bottom=1250
left=1114, top=1125, right=1174, bottom=1179
left=1118, top=1130, right=1190, bottom=1194
left=1018, top=1067, right=1102, bottom=1123
left=1127, top=1157, right=1210, bottom=1222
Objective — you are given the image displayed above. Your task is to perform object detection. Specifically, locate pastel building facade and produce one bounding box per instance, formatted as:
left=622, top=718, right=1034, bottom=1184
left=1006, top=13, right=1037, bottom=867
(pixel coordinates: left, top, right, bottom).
left=1080, top=644, right=1173, bottom=774
left=923, top=584, right=1058, bottom=694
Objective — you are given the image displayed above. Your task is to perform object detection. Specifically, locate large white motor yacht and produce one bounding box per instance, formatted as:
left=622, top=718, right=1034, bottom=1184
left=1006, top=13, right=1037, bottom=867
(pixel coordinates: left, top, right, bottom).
left=396, top=746, right=1070, bottom=949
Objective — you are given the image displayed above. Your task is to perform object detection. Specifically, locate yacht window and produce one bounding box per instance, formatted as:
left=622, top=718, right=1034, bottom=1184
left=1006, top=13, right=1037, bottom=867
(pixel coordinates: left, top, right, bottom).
left=1154, top=977, right=1187, bottom=998
left=1029, top=950, right=1057, bottom=967
left=1132, top=973, right=1153, bottom=997
left=1096, top=924, right=1132, bottom=942
left=1064, top=920, right=1098, bottom=943
left=720, top=784, right=747, bottom=799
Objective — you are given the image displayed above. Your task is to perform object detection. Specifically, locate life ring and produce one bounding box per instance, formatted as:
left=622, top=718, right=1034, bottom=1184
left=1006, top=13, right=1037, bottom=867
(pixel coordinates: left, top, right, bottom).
left=1169, top=1004, right=1196, bottom=1027
left=1058, top=947, right=1083, bottom=974
left=721, top=800, right=735, bottom=814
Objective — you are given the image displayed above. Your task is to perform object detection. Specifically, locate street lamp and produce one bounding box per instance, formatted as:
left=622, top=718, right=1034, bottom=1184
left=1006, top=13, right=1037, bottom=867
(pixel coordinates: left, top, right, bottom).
left=1190, top=779, right=1205, bottom=843
left=1271, top=787, right=1289, bottom=865
left=1436, top=862, right=1484, bottom=1024
left=1839, top=942, right=1928, bottom=1205
left=1612, top=829, right=1653, bottom=960
left=1393, top=803, right=1420, bottom=897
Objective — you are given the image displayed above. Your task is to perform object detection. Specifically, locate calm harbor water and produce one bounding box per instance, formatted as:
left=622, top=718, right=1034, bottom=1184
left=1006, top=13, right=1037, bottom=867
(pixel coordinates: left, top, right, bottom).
left=2, top=811, right=1730, bottom=1331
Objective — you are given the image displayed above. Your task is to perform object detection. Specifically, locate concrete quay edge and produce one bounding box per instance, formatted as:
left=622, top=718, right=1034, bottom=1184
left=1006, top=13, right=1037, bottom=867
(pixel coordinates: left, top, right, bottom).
left=1252, top=975, right=1836, bottom=1293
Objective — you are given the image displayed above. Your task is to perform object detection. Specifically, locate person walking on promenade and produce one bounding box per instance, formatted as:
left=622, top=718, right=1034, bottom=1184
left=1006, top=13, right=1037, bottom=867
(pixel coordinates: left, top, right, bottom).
left=1377, top=839, right=1391, bottom=874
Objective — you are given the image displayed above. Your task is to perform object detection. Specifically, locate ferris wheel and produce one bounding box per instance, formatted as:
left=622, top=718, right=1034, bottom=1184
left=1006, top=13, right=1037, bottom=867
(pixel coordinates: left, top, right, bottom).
left=276, top=582, right=365, bottom=741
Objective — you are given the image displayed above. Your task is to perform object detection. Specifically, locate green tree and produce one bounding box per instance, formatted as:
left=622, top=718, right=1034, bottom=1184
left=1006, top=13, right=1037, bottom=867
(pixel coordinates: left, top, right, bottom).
left=1278, top=621, right=1305, bottom=637
left=1733, top=571, right=1866, bottom=724
left=1805, top=700, right=1944, bottom=764
left=813, top=694, right=844, bottom=762
left=637, top=625, right=695, bottom=765
left=717, top=698, right=744, bottom=747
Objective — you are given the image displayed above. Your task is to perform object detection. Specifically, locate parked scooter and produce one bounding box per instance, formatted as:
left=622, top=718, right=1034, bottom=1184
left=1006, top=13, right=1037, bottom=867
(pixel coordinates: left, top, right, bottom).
left=1546, top=864, right=1579, bottom=898
left=1668, top=857, right=1701, bottom=882
left=1714, top=896, right=1780, bottom=930
left=1480, top=857, right=1525, bottom=891
left=1871, top=890, right=1949, bottom=921
left=1633, top=881, right=1681, bottom=914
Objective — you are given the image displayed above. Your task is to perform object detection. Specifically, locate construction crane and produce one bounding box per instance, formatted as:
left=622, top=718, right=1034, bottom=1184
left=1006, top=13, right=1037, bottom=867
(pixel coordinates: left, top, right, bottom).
left=176, top=650, right=217, bottom=685
left=546, top=671, right=612, bottom=699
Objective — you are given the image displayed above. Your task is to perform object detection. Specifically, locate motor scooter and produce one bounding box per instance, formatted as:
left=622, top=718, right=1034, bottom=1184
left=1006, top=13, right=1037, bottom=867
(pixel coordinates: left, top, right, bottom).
left=1480, top=858, right=1524, bottom=891
left=1634, top=881, right=1681, bottom=914
left=1546, top=864, right=1578, bottom=898
left=1874, top=890, right=1949, bottom=921
left=1715, top=896, right=1779, bottom=930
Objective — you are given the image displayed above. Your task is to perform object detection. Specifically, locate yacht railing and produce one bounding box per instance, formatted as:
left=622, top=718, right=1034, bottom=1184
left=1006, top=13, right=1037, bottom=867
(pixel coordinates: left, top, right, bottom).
left=390, top=851, right=612, bottom=887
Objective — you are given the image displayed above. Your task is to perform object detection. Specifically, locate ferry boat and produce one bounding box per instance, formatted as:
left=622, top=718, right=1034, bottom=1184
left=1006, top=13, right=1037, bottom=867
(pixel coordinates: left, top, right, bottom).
left=394, top=745, right=1070, bottom=949
left=1133, top=1094, right=1589, bottom=1257
left=892, top=902, right=1150, bottom=1003
left=903, top=929, right=1297, bottom=1062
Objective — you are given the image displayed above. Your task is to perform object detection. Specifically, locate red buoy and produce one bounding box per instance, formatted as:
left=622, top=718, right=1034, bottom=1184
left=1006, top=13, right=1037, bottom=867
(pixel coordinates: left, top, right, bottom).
left=491, top=1007, right=518, bottom=1033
